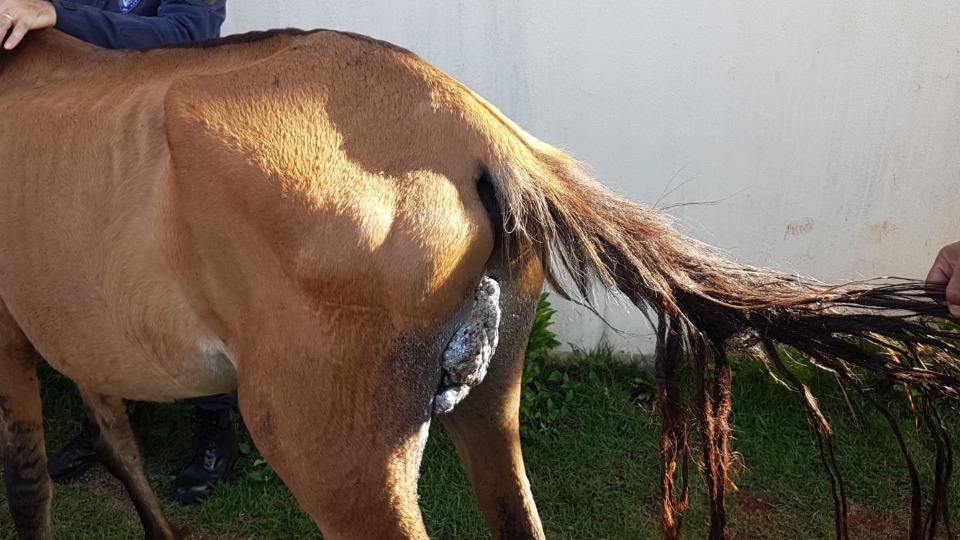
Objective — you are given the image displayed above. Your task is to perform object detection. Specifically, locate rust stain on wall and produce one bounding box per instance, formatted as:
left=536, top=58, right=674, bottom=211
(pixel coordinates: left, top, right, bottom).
left=868, top=221, right=896, bottom=244
left=784, top=218, right=815, bottom=239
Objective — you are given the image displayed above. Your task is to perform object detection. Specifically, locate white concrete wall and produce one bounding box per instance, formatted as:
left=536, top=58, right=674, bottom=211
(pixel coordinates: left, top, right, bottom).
left=224, top=2, right=960, bottom=357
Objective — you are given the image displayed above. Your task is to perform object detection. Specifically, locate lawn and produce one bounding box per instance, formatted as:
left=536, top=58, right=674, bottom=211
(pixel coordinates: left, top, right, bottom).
left=2, top=339, right=959, bottom=538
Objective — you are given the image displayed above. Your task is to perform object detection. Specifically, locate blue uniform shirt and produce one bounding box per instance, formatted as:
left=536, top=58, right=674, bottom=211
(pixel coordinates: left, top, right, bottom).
left=51, top=0, right=226, bottom=49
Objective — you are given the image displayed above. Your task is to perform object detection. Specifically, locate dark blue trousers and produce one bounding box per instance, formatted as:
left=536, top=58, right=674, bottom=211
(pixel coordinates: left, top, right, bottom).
left=189, top=392, right=237, bottom=411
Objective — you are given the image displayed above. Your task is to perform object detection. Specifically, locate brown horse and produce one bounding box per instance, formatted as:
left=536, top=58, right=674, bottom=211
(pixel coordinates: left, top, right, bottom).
left=0, top=28, right=958, bottom=540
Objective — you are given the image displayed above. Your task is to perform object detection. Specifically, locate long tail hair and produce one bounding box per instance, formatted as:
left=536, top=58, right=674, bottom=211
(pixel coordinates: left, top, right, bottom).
left=486, top=134, right=960, bottom=539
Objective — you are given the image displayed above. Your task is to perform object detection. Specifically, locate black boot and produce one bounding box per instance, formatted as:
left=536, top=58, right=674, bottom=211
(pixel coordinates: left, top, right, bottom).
left=172, top=408, right=238, bottom=504
left=47, top=419, right=99, bottom=483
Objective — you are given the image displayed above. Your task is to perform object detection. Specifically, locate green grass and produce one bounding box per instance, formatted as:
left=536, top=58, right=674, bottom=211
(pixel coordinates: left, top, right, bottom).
left=2, top=351, right=959, bottom=539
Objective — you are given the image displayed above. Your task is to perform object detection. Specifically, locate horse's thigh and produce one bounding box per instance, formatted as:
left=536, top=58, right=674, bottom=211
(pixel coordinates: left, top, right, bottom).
left=439, top=289, right=545, bottom=540
left=238, top=328, right=439, bottom=539
left=0, top=300, right=52, bottom=539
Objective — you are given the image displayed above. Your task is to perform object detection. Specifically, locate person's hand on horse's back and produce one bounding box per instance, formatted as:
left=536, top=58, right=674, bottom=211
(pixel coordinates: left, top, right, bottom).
left=0, top=0, right=56, bottom=51
left=927, top=241, right=960, bottom=317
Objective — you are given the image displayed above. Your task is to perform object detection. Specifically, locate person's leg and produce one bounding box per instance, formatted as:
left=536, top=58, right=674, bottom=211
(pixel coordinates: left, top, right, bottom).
left=172, top=392, right=239, bottom=504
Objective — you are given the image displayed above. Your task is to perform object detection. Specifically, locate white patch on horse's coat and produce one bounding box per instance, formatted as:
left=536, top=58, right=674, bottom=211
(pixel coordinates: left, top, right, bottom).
left=200, top=339, right=232, bottom=364
left=413, top=417, right=431, bottom=487
left=433, top=276, right=501, bottom=414
left=198, top=338, right=238, bottom=386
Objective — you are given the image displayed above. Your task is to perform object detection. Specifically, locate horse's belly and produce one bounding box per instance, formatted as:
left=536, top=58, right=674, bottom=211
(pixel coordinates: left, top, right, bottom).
left=56, top=344, right=235, bottom=402
left=0, top=233, right=236, bottom=401
left=20, top=296, right=237, bottom=402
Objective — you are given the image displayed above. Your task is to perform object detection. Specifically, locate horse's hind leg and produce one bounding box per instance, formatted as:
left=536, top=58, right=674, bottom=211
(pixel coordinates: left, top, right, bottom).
left=0, top=301, right=52, bottom=540
left=438, top=263, right=546, bottom=539
left=237, top=315, right=442, bottom=539
left=78, top=390, right=178, bottom=540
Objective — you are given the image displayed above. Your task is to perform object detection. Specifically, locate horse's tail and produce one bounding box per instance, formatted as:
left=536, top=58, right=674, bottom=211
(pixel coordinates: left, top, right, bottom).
left=484, top=134, right=960, bottom=540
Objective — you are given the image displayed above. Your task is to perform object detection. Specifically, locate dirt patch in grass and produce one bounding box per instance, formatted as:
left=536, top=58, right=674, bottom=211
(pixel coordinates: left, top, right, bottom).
left=731, top=491, right=911, bottom=540
left=729, top=489, right=781, bottom=540
left=61, top=468, right=215, bottom=539
left=735, top=489, right=780, bottom=514
left=82, top=467, right=133, bottom=500
left=181, top=532, right=259, bottom=540
left=847, top=504, right=906, bottom=538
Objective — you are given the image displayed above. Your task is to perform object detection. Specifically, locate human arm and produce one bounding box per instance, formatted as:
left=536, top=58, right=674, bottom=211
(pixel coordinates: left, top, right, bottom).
left=926, top=241, right=960, bottom=317
left=51, top=0, right=225, bottom=49
left=0, top=0, right=225, bottom=51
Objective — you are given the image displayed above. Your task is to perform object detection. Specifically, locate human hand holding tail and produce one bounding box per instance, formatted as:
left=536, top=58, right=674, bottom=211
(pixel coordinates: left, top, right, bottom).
left=927, top=241, right=960, bottom=317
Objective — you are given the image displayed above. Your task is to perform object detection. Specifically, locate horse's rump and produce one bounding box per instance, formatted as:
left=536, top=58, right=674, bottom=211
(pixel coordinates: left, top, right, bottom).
left=0, top=29, right=498, bottom=399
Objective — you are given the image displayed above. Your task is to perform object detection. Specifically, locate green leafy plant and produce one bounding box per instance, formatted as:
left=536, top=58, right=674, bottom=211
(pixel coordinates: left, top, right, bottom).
left=525, top=292, right=561, bottom=363
left=521, top=293, right=581, bottom=438
left=237, top=439, right=276, bottom=482
left=628, top=363, right=657, bottom=406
